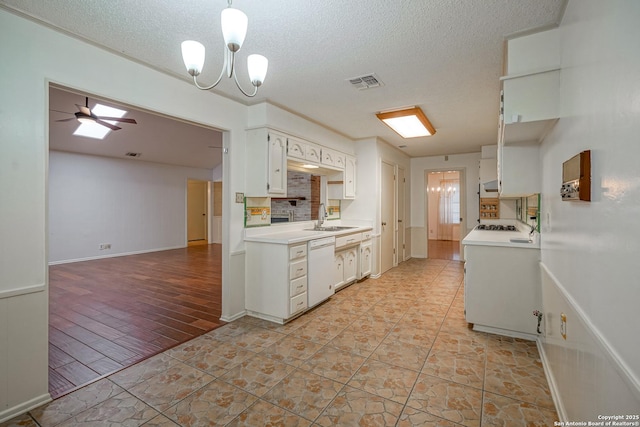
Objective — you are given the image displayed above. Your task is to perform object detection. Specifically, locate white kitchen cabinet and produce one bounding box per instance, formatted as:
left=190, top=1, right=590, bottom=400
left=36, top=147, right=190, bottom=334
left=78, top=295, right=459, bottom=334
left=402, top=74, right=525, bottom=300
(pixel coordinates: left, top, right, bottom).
left=333, top=231, right=362, bottom=290
left=334, top=251, right=345, bottom=290
left=321, top=148, right=345, bottom=170
left=500, top=28, right=560, bottom=145
left=245, top=128, right=287, bottom=197
left=344, top=156, right=356, bottom=199
left=359, top=237, right=372, bottom=278
left=328, top=155, right=357, bottom=200
left=464, top=243, right=541, bottom=338
left=498, top=128, right=541, bottom=197
left=245, top=241, right=308, bottom=323
left=287, top=136, right=321, bottom=164
left=502, top=70, right=559, bottom=126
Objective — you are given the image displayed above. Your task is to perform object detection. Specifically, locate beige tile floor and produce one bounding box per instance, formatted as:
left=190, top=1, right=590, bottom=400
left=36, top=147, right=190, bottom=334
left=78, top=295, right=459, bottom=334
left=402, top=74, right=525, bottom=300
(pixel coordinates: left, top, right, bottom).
left=2, top=258, right=558, bottom=427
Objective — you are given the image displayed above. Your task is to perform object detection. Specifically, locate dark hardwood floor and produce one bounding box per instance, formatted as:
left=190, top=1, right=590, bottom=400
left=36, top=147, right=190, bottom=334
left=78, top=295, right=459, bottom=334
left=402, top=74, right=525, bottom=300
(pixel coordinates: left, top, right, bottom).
left=48, top=244, right=223, bottom=398
left=428, top=239, right=461, bottom=261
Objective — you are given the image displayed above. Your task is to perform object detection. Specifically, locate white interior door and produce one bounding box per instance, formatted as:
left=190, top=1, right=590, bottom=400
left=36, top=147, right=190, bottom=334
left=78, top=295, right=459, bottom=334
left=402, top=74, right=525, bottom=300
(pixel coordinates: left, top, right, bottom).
left=187, top=180, right=207, bottom=242
left=381, top=161, right=395, bottom=274
left=397, top=167, right=406, bottom=263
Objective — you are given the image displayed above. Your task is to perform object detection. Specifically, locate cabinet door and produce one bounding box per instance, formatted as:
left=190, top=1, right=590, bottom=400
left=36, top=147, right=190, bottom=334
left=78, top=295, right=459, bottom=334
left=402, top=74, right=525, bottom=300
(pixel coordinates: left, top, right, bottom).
left=287, top=137, right=306, bottom=160
left=344, top=248, right=358, bottom=284
left=268, top=132, right=287, bottom=195
left=306, top=143, right=322, bottom=164
left=321, top=148, right=336, bottom=167
left=335, top=154, right=346, bottom=170
left=344, top=156, right=356, bottom=199
left=334, top=251, right=345, bottom=290
left=359, top=241, right=372, bottom=278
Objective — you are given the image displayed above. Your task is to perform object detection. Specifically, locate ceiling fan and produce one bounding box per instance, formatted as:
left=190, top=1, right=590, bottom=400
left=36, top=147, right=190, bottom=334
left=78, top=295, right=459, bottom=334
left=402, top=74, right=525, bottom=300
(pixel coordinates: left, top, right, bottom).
left=55, top=97, right=137, bottom=131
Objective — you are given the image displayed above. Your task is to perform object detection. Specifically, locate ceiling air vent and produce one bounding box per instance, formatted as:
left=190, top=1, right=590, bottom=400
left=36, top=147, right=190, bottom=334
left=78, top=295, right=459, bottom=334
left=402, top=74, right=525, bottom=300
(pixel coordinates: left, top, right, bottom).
left=347, top=73, right=384, bottom=90
left=125, top=152, right=141, bottom=158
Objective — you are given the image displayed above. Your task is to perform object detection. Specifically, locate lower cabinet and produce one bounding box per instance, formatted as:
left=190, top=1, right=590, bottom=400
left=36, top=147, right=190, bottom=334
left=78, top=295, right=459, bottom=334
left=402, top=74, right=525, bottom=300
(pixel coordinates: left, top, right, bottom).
left=245, top=241, right=308, bottom=323
left=359, top=238, right=372, bottom=278
left=334, top=246, right=358, bottom=291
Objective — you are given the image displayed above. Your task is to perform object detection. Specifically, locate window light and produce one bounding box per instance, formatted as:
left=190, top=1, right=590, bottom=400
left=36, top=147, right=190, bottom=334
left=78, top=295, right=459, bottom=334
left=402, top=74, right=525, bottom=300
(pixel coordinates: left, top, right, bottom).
left=376, top=106, right=436, bottom=138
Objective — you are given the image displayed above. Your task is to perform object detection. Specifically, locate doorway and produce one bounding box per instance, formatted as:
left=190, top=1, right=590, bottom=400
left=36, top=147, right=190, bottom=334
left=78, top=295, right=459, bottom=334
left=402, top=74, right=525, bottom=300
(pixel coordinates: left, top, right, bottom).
left=187, top=179, right=209, bottom=245
left=48, top=85, right=225, bottom=398
left=426, top=170, right=464, bottom=260
left=380, top=161, right=396, bottom=273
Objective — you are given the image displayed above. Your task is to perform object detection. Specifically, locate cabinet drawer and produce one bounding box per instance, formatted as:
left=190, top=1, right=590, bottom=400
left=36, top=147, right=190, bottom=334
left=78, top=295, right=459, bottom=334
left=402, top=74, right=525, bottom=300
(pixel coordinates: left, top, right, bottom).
left=290, top=292, right=307, bottom=315
left=290, top=275, right=307, bottom=297
left=336, top=233, right=362, bottom=248
left=290, top=259, right=307, bottom=279
left=289, top=244, right=307, bottom=260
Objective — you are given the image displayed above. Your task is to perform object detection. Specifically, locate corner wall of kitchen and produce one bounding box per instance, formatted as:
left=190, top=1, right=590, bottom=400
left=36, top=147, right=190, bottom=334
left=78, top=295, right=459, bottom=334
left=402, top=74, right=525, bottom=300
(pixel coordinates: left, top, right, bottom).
left=0, top=8, right=248, bottom=422
left=410, top=152, right=481, bottom=258
left=538, top=0, right=640, bottom=418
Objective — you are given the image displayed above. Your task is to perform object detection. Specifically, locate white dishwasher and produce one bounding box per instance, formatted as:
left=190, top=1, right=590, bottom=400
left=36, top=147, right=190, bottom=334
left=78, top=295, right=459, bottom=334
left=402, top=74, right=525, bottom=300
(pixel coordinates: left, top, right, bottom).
left=307, top=236, right=336, bottom=308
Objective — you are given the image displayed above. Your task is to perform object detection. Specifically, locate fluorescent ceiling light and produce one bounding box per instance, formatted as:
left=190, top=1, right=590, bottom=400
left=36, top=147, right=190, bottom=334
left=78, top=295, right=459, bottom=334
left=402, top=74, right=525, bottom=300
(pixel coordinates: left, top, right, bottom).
left=73, top=104, right=127, bottom=139
left=376, top=107, right=436, bottom=138
left=302, top=164, right=320, bottom=169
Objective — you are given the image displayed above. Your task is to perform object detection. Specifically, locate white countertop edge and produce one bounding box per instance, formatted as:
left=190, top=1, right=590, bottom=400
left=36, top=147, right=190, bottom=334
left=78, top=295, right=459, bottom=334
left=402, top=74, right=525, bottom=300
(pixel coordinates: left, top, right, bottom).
left=244, top=225, right=373, bottom=245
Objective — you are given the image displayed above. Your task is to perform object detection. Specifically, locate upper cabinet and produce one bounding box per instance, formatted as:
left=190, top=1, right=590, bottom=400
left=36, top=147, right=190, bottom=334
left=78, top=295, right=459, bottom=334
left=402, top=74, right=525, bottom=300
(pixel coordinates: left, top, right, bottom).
left=500, top=28, right=560, bottom=145
left=246, top=128, right=287, bottom=197
left=287, top=137, right=323, bottom=165
left=497, top=28, right=558, bottom=197
left=344, top=155, right=356, bottom=199
left=321, top=148, right=346, bottom=169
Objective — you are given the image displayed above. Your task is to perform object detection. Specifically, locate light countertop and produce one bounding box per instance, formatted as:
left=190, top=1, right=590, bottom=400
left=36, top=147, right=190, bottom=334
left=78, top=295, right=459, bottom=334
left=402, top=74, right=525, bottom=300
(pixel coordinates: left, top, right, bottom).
left=462, top=227, right=540, bottom=249
left=245, top=224, right=373, bottom=245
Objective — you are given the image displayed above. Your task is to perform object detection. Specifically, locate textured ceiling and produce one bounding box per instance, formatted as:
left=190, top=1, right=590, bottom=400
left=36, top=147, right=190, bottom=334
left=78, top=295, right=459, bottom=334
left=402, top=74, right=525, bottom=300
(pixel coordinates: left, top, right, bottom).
left=49, top=86, right=223, bottom=169
left=3, top=0, right=565, bottom=158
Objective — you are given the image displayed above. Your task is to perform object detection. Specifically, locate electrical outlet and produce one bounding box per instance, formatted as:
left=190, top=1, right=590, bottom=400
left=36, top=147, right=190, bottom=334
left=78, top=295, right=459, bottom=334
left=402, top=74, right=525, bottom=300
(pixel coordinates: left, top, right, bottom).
left=99, top=243, right=111, bottom=250
left=235, top=192, right=245, bottom=203
left=560, top=313, right=567, bottom=340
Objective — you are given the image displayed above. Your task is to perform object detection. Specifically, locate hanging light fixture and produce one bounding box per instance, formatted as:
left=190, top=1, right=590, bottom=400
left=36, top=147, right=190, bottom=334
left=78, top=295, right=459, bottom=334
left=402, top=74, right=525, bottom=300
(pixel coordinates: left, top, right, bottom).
left=181, top=0, right=268, bottom=97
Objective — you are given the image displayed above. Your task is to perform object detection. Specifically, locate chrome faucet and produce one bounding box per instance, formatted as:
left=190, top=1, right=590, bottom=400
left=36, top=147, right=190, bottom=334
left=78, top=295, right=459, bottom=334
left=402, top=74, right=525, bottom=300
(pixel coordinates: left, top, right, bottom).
left=317, top=203, right=327, bottom=229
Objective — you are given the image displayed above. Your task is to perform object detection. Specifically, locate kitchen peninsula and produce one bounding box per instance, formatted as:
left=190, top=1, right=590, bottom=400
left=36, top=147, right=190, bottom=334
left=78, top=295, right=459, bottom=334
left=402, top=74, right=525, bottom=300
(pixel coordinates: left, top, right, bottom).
left=244, top=222, right=373, bottom=324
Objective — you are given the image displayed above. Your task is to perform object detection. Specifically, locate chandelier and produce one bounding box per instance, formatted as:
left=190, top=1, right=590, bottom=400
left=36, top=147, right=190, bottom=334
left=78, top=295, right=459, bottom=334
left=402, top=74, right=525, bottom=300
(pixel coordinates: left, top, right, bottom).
left=181, top=0, right=268, bottom=97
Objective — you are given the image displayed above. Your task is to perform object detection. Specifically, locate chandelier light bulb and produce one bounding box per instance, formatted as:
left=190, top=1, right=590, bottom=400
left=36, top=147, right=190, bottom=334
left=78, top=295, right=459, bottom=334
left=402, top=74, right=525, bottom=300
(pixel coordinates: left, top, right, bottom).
left=247, top=54, right=268, bottom=86
left=181, top=41, right=205, bottom=76
left=221, top=7, right=247, bottom=52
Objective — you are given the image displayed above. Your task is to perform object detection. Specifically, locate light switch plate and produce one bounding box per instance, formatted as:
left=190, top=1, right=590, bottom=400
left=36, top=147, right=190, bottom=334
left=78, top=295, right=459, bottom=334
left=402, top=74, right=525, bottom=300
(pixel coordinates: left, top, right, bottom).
left=235, top=192, right=244, bottom=203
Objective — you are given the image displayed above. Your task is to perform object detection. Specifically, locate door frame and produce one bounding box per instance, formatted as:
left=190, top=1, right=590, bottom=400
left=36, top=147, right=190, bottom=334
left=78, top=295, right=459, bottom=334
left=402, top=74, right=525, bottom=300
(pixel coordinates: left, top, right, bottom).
left=187, top=179, right=210, bottom=243
left=380, top=160, right=396, bottom=274
left=424, top=168, right=467, bottom=259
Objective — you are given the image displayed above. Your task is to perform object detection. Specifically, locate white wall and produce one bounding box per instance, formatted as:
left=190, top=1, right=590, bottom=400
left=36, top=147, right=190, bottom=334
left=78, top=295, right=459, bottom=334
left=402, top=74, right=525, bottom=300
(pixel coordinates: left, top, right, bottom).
left=538, top=0, right=640, bottom=419
left=0, top=8, right=247, bottom=421
left=410, top=152, right=481, bottom=257
left=49, top=151, right=213, bottom=263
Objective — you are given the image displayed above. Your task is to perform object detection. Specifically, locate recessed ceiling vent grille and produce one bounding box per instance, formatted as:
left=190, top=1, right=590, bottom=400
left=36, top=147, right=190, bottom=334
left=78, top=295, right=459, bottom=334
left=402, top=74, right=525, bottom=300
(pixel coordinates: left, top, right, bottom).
left=125, top=152, right=141, bottom=158
left=347, top=73, right=384, bottom=90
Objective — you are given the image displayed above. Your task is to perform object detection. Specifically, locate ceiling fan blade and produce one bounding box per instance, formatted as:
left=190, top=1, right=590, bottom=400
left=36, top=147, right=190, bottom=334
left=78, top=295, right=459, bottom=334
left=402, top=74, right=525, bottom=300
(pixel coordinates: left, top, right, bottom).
left=56, top=117, right=77, bottom=122
left=95, top=119, right=121, bottom=131
left=76, top=104, right=91, bottom=116
left=97, top=117, right=137, bottom=124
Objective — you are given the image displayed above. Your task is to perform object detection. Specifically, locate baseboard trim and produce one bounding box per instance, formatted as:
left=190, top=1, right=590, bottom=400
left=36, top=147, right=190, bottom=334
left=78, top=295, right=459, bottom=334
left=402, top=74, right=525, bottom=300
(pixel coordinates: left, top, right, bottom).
left=48, top=245, right=186, bottom=265
left=0, top=393, right=51, bottom=423
left=537, top=338, right=566, bottom=422
left=220, top=310, right=246, bottom=323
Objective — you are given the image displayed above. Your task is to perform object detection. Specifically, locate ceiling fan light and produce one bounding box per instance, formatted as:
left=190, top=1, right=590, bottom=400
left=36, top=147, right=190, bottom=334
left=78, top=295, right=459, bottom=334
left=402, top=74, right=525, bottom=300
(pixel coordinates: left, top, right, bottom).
left=76, top=116, right=93, bottom=124
left=221, top=7, right=247, bottom=52
left=247, top=54, right=268, bottom=86
left=181, top=40, right=205, bottom=76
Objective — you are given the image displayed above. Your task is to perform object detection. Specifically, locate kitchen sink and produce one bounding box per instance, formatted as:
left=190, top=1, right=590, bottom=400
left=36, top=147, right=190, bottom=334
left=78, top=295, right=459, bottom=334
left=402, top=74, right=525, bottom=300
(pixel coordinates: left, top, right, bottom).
left=307, top=226, right=357, bottom=232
